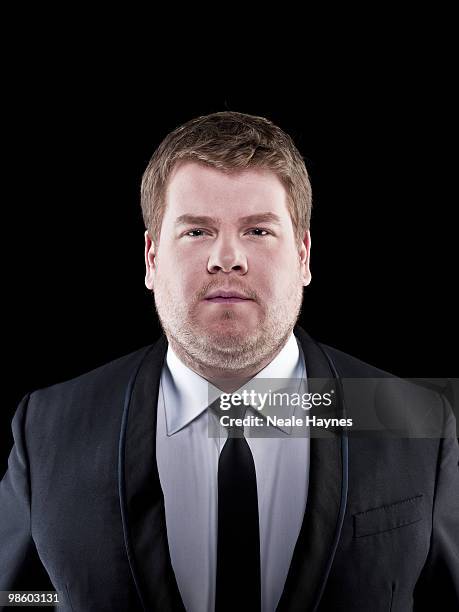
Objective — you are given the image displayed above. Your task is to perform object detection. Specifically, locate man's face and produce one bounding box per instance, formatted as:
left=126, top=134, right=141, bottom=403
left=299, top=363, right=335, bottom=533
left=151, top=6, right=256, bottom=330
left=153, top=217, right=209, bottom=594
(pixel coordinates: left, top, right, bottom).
left=145, top=161, right=311, bottom=373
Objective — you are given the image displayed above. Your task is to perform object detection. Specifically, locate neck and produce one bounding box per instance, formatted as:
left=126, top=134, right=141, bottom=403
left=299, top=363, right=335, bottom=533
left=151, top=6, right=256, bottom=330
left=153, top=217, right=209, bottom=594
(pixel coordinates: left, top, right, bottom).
left=167, top=333, right=291, bottom=393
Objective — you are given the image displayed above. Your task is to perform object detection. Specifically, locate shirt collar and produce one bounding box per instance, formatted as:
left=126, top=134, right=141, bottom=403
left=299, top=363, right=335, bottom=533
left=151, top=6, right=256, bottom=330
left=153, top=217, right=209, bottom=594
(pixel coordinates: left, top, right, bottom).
left=162, top=331, right=305, bottom=436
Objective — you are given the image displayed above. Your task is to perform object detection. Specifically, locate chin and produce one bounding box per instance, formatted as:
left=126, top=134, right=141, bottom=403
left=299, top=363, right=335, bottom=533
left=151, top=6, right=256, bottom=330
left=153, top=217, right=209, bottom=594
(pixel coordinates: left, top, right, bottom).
left=202, top=309, right=257, bottom=328
left=203, top=320, right=256, bottom=342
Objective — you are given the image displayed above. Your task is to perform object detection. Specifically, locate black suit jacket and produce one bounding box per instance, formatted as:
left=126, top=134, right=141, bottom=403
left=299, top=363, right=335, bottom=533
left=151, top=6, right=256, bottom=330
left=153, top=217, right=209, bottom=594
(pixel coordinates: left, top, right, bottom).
left=1, top=326, right=458, bottom=611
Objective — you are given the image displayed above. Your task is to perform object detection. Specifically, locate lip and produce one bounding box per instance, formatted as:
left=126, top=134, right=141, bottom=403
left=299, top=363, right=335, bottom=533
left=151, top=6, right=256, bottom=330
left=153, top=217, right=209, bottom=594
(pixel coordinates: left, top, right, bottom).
left=205, top=297, right=251, bottom=303
left=204, top=290, right=253, bottom=303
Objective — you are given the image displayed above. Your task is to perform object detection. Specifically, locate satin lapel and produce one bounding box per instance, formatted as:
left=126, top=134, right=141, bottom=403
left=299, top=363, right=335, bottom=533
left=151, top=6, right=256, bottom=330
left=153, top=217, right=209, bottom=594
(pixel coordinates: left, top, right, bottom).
left=118, top=328, right=344, bottom=612
left=118, top=335, right=185, bottom=612
left=277, top=326, right=346, bottom=612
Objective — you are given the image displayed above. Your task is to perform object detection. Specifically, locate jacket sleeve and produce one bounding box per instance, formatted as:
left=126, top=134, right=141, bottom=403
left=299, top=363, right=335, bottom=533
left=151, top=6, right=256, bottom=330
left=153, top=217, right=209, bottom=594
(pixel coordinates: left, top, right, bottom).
left=414, top=394, right=459, bottom=609
left=0, top=393, right=52, bottom=590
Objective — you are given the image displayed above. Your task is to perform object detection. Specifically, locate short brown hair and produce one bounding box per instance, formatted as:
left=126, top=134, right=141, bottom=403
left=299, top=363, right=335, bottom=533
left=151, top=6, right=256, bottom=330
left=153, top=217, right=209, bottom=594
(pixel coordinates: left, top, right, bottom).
left=140, top=111, right=312, bottom=245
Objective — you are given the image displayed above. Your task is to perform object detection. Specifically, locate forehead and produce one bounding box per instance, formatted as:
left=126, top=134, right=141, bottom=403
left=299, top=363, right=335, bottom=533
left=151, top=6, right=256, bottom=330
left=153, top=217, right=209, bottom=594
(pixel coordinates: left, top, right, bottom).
left=164, top=161, right=289, bottom=219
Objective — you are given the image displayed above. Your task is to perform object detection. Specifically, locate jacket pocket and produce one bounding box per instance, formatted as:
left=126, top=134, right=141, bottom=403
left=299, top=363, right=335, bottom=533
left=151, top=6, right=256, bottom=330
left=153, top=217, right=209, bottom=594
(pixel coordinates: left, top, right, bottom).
left=353, top=494, right=424, bottom=538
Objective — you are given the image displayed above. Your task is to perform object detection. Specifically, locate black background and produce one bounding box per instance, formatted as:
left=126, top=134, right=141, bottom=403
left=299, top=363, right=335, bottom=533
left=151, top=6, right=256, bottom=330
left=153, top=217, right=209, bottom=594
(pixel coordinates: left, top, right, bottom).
left=2, top=21, right=458, bottom=476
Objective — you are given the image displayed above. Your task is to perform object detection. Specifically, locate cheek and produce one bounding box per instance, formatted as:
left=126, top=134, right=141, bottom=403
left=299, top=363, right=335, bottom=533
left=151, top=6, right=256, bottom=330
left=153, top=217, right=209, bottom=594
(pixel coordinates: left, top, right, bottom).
left=155, top=244, right=185, bottom=282
left=155, top=256, right=201, bottom=300
left=251, top=249, right=299, bottom=285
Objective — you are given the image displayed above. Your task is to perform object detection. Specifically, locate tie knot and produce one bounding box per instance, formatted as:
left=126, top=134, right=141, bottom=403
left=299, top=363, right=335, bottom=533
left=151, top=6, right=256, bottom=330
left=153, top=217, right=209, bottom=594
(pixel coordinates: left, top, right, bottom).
left=209, top=395, right=248, bottom=437
left=226, top=404, right=246, bottom=437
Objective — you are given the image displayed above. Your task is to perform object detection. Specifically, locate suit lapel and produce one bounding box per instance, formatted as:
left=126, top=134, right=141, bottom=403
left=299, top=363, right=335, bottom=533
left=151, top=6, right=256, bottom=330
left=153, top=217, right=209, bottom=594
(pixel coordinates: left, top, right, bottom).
left=118, top=327, right=346, bottom=612
left=276, top=326, right=346, bottom=611
left=118, top=336, right=185, bottom=612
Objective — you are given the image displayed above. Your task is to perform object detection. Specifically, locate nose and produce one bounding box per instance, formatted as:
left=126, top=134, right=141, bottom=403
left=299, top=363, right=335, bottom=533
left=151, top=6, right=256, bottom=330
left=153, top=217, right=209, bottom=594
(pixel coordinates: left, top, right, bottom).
left=207, top=235, right=248, bottom=275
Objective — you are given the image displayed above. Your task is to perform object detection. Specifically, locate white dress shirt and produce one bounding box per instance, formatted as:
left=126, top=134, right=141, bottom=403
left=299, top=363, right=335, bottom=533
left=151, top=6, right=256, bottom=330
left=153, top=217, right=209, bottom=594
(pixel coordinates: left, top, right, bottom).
left=156, top=332, right=310, bottom=612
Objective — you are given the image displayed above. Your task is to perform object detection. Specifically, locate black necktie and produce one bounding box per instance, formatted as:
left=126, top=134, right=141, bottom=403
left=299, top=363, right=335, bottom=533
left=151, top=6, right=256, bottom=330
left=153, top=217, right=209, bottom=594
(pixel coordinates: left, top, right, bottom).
left=214, top=400, right=261, bottom=612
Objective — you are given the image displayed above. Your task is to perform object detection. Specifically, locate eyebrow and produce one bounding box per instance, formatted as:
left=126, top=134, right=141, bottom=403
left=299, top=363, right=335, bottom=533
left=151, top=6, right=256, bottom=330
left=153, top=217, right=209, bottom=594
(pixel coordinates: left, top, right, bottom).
left=175, top=212, right=282, bottom=226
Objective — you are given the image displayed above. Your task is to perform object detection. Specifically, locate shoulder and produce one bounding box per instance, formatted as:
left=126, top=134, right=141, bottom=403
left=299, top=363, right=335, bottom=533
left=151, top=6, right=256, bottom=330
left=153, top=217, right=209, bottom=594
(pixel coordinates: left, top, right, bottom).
left=294, top=325, right=396, bottom=378
left=315, top=340, right=451, bottom=435
left=294, top=326, right=451, bottom=433
left=317, top=341, right=396, bottom=379
left=26, top=336, right=167, bottom=414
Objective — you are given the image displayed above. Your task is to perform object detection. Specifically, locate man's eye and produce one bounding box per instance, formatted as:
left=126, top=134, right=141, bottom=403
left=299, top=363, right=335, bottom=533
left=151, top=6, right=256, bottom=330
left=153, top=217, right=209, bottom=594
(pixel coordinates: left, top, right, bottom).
left=246, top=228, right=270, bottom=236
left=185, top=229, right=206, bottom=237
left=184, top=228, right=270, bottom=238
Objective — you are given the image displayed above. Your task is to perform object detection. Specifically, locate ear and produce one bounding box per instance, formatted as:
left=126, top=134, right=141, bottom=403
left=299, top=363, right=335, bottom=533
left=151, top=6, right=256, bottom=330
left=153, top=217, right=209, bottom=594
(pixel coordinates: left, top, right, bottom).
left=144, top=230, right=157, bottom=290
left=299, top=230, right=312, bottom=286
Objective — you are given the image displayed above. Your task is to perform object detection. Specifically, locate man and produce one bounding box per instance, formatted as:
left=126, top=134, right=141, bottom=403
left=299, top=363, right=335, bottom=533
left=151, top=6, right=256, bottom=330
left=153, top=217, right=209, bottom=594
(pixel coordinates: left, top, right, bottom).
left=1, top=112, right=458, bottom=611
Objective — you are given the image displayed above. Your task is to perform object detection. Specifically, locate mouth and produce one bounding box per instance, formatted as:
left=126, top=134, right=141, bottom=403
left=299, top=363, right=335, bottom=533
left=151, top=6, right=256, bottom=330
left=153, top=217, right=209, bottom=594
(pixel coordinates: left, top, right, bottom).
left=204, top=290, right=254, bottom=304
left=205, top=297, right=251, bottom=303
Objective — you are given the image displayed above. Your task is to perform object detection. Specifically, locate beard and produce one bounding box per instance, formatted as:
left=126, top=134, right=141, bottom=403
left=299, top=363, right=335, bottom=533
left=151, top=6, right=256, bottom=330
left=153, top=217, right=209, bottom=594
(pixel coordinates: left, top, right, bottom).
left=153, top=272, right=304, bottom=375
